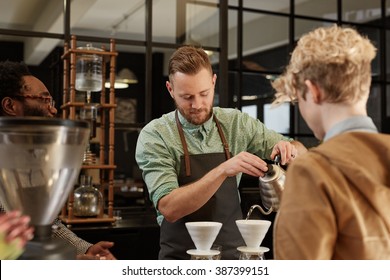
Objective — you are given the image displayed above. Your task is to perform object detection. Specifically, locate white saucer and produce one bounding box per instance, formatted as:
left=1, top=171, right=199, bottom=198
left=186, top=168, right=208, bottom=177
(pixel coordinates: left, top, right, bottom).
left=186, top=249, right=220, bottom=256
left=237, top=246, right=270, bottom=254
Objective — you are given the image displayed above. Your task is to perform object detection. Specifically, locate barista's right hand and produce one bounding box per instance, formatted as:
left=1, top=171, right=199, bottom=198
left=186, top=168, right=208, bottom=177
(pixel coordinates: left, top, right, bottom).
left=222, top=151, right=268, bottom=177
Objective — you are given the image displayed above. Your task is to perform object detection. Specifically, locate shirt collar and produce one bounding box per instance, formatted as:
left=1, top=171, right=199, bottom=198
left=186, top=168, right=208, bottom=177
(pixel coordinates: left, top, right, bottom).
left=176, top=110, right=214, bottom=133
left=324, top=115, right=378, bottom=142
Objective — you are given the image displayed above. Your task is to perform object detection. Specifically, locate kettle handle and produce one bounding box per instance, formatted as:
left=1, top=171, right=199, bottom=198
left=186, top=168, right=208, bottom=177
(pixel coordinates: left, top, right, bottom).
left=274, top=155, right=281, bottom=165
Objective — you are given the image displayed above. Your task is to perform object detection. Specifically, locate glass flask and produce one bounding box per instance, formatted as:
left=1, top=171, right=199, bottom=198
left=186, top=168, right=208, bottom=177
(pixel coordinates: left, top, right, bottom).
left=187, top=249, right=220, bottom=260
left=75, top=44, right=103, bottom=105
left=80, top=103, right=99, bottom=139
left=75, top=44, right=103, bottom=93
left=190, top=255, right=215, bottom=260
left=73, top=175, right=103, bottom=217
left=237, top=246, right=269, bottom=260
left=211, top=244, right=222, bottom=260
left=238, top=251, right=265, bottom=260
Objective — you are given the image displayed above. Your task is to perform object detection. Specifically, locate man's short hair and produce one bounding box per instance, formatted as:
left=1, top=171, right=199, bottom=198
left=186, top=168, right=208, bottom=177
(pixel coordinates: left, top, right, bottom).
left=0, top=61, right=31, bottom=99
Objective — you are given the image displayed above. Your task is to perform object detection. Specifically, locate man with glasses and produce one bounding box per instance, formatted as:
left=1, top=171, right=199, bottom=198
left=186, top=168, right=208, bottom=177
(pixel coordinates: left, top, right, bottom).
left=0, top=60, right=116, bottom=260
left=0, top=61, right=57, bottom=117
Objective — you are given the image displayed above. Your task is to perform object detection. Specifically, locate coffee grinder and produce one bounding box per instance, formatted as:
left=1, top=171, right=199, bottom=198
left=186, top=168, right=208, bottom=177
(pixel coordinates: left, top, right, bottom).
left=0, top=117, right=90, bottom=259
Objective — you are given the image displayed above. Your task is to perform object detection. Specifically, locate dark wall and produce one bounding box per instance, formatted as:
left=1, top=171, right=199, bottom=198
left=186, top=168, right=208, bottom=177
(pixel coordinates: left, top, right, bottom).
left=0, top=41, right=24, bottom=62
left=151, top=54, right=175, bottom=120
left=110, top=51, right=174, bottom=124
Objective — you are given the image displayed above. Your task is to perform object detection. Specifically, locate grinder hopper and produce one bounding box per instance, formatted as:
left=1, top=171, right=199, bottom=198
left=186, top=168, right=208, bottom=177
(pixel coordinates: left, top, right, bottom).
left=0, top=117, right=90, bottom=259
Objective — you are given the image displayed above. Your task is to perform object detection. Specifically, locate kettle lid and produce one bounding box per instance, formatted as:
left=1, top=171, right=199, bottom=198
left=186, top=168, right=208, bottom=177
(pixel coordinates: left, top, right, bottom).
left=260, top=163, right=281, bottom=182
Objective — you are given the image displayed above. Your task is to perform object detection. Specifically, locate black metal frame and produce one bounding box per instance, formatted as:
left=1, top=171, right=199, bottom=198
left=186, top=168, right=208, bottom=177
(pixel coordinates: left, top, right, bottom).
left=0, top=0, right=389, bottom=136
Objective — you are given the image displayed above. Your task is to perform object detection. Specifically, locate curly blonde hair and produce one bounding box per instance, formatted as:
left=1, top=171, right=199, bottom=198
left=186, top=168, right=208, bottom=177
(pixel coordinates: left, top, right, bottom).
left=272, top=24, right=377, bottom=105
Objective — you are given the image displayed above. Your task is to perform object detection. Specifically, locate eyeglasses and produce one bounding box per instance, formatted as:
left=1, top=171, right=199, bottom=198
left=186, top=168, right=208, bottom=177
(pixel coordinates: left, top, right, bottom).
left=14, top=94, right=55, bottom=108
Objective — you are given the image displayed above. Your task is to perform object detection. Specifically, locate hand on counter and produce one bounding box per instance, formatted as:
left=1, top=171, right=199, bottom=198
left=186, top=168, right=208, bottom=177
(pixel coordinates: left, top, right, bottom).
left=78, top=241, right=116, bottom=260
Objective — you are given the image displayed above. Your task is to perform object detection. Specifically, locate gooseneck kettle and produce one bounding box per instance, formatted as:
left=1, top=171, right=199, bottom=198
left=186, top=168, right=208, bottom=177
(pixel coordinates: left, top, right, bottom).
left=256, top=155, right=286, bottom=215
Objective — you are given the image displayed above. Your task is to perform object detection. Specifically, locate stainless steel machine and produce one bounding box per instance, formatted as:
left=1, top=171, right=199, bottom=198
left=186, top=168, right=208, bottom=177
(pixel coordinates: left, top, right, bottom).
left=0, top=117, right=90, bottom=259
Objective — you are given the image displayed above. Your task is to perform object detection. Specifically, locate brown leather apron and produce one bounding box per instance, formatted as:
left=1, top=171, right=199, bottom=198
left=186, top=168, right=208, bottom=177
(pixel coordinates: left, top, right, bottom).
left=158, top=110, right=245, bottom=259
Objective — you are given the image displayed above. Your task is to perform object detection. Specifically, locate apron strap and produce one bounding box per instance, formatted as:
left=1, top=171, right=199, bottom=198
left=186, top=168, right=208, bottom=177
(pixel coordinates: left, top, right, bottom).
left=213, top=115, right=231, bottom=160
left=175, top=110, right=231, bottom=176
left=175, top=110, right=191, bottom=176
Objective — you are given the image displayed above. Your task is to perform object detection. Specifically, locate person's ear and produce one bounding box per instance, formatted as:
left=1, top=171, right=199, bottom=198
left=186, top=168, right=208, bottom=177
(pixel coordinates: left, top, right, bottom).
left=212, top=74, right=217, bottom=87
left=1, top=97, right=18, bottom=116
left=304, top=80, right=323, bottom=104
left=166, top=81, right=174, bottom=99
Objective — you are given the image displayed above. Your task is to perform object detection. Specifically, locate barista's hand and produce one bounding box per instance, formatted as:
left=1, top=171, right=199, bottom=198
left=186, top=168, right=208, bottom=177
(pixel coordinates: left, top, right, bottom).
left=270, top=140, right=298, bottom=165
left=79, top=241, right=116, bottom=260
left=223, top=151, right=268, bottom=177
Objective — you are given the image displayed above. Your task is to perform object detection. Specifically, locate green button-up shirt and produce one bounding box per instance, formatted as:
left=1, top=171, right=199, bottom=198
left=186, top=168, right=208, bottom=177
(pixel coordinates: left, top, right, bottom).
left=135, top=107, right=290, bottom=225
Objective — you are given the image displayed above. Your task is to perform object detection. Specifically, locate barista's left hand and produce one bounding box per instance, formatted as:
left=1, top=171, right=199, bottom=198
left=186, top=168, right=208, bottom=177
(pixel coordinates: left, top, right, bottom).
left=78, top=241, right=116, bottom=260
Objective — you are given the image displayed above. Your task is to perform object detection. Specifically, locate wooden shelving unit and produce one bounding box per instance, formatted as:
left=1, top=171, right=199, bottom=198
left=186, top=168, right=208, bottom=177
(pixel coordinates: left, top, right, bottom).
left=59, top=35, right=118, bottom=225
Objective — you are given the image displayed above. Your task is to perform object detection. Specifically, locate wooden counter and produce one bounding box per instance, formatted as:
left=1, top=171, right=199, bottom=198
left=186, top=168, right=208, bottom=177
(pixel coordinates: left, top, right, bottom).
left=69, top=211, right=160, bottom=260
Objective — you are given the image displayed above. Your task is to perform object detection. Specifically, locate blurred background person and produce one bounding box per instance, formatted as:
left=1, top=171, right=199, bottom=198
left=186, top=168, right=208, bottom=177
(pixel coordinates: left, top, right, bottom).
left=272, top=25, right=390, bottom=259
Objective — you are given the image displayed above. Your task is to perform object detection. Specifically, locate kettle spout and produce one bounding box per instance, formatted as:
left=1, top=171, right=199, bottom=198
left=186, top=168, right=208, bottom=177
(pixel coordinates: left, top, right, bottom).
left=246, top=204, right=273, bottom=219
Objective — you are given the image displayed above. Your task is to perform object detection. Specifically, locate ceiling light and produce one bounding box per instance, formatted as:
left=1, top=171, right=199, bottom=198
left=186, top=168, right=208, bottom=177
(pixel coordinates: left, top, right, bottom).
left=105, top=68, right=138, bottom=89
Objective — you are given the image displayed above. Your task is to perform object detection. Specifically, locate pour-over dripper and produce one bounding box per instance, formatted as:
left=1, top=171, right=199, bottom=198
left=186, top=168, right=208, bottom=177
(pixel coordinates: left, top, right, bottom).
left=0, top=117, right=90, bottom=259
left=185, top=221, right=222, bottom=252
left=235, top=219, right=271, bottom=249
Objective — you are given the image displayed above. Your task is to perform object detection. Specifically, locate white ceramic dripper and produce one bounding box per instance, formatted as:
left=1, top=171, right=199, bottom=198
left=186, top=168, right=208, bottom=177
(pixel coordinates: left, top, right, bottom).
left=185, top=221, right=222, bottom=258
left=236, top=219, right=271, bottom=249
left=235, top=219, right=271, bottom=259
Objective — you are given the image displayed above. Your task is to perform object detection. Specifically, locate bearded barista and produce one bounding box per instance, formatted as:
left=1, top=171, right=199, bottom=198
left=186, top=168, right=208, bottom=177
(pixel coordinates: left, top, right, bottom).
left=135, top=46, right=307, bottom=259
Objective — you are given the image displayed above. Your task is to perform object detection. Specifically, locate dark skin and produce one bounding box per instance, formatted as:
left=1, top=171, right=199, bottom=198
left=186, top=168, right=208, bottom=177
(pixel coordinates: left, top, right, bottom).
left=1, top=76, right=57, bottom=117
left=1, top=74, right=116, bottom=260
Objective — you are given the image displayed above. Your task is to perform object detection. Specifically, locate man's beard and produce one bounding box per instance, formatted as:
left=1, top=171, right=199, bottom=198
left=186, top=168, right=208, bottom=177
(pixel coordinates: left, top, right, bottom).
left=22, top=105, right=51, bottom=117
left=176, top=104, right=213, bottom=125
